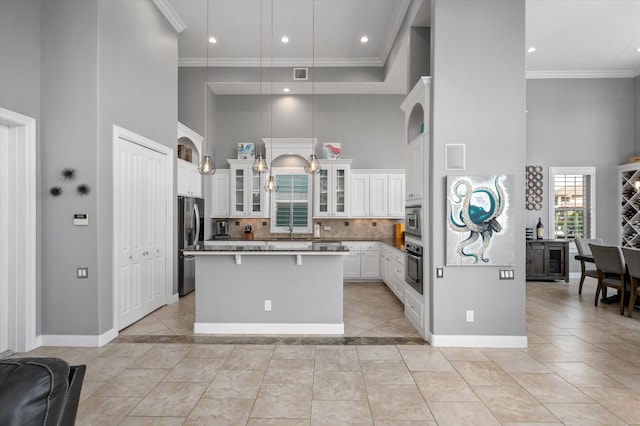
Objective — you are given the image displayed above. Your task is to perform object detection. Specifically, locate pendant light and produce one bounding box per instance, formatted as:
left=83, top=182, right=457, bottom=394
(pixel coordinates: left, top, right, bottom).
left=253, top=0, right=268, bottom=174
left=199, top=0, right=216, bottom=175
left=265, top=0, right=278, bottom=192
left=304, top=0, right=320, bottom=174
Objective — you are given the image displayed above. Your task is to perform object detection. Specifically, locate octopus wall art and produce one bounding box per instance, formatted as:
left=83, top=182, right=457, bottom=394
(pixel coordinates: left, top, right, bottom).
left=446, top=175, right=515, bottom=266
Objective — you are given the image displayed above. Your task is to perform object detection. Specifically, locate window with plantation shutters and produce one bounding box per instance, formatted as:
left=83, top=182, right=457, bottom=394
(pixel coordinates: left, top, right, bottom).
left=270, top=172, right=312, bottom=233
left=549, top=167, right=596, bottom=240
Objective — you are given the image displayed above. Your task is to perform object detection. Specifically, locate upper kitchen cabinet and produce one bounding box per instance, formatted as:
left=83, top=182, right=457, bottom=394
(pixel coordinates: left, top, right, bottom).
left=313, top=159, right=352, bottom=217
left=177, top=123, right=203, bottom=198
left=400, top=77, right=431, bottom=206
left=210, top=169, right=230, bottom=218
left=350, top=170, right=405, bottom=218
left=228, top=159, right=269, bottom=217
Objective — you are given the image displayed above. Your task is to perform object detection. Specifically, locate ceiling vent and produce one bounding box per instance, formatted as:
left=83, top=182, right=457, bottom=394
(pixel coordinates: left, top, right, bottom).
left=293, top=68, right=308, bottom=80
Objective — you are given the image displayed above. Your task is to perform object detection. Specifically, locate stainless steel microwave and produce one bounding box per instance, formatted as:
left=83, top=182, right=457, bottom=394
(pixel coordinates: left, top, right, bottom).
left=405, top=206, right=421, bottom=238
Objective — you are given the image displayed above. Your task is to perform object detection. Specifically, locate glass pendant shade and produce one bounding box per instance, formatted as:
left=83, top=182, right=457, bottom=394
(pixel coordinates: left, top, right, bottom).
left=252, top=154, right=268, bottom=174
left=304, top=153, right=320, bottom=174
left=199, top=155, right=216, bottom=175
left=265, top=173, right=278, bottom=192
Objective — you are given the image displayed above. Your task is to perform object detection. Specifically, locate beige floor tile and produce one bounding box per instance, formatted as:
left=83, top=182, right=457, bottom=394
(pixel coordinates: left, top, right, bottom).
left=473, top=385, right=558, bottom=423
left=129, top=382, right=207, bottom=417
left=439, top=347, right=490, bottom=362
left=511, top=373, right=594, bottom=404
left=223, top=347, right=273, bottom=370
left=263, top=360, right=314, bottom=385
left=374, top=421, right=437, bottom=425
left=161, top=357, right=225, bottom=383
left=311, top=400, right=373, bottom=425
left=360, top=359, right=414, bottom=386
left=186, top=343, right=234, bottom=358
left=99, top=343, right=156, bottom=358
left=523, top=343, right=581, bottom=363
left=545, top=361, right=622, bottom=387
left=85, top=356, right=137, bottom=382
left=451, top=360, right=518, bottom=386
left=92, top=368, right=168, bottom=398
left=202, top=369, right=265, bottom=399
left=76, top=396, right=143, bottom=426
left=246, top=419, right=310, bottom=425
left=545, top=403, right=627, bottom=425
left=544, top=335, right=602, bottom=353
left=78, top=380, right=106, bottom=402
left=482, top=349, right=551, bottom=373
left=313, top=370, right=367, bottom=400
left=399, top=347, right=454, bottom=372
left=315, top=347, right=361, bottom=372
left=412, top=371, right=479, bottom=402
left=428, top=401, right=501, bottom=425
left=273, top=344, right=316, bottom=359
left=119, top=417, right=185, bottom=426
left=356, top=345, right=402, bottom=360
left=183, top=398, right=254, bottom=425
left=367, top=384, right=433, bottom=421
left=251, top=383, right=312, bottom=419
left=128, top=345, right=191, bottom=369
left=581, top=386, right=640, bottom=424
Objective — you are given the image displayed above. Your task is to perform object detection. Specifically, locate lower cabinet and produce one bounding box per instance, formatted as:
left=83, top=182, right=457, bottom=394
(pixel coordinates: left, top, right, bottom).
left=343, top=241, right=380, bottom=279
left=381, top=245, right=405, bottom=302
left=525, top=240, right=569, bottom=281
left=404, top=285, right=424, bottom=334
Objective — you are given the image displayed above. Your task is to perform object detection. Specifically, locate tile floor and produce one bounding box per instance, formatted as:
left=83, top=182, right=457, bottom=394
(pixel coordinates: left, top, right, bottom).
left=15, top=279, right=640, bottom=425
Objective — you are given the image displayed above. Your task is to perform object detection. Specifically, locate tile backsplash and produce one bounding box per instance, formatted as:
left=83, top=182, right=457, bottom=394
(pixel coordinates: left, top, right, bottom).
left=211, top=218, right=403, bottom=241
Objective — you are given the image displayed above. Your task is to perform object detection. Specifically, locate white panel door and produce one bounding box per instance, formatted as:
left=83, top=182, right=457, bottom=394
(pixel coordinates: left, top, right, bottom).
left=0, top=124, right=8, bottom=354
left=369, top=175, right=388, bottom=217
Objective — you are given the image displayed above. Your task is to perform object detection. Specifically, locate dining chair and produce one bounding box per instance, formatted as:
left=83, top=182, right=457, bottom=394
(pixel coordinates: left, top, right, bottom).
left=622, top=247, right=640, bottom=318
left=575, top=238, right=603, bottom=295
left=589, top=243, right=626, bottom=315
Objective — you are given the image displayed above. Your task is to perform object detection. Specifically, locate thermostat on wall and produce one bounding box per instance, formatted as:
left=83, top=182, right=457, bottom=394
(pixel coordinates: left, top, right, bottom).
left=73, top=214, right=89, bottom=226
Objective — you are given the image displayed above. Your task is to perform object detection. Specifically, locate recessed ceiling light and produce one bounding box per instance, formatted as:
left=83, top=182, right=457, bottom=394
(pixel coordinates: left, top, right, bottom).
left=527, top=46, right=536, bottom=53
left=360, top=36, right=368, bottom=43
left=283, top=88, right=290, bottom=93
left=636, top=47, right=640, bottom=53
left=281, top=36, right=289, bottom=43
left=208, top=37, right=217, bottom=44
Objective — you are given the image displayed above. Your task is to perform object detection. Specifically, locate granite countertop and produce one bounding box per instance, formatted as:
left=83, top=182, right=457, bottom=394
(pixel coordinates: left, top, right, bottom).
left=186, top=242, right=348, bottom=253
left=204, top=237, right=405, bottom=252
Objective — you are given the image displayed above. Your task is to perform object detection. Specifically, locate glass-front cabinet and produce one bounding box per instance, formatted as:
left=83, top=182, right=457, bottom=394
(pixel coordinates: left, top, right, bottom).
left=228, top=159, right=268, bottom=217
left=313, top=159, right=352, bottom=217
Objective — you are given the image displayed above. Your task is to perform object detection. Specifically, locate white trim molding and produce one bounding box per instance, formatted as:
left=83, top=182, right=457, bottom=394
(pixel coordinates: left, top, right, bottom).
left=431, top=334, right=528, bottom=348
left=152, top=0, right=186, bottom=33
left=0, top=108, right=37, bottom=354
left=40, top=328, right=118, bottom=347
left=526, top=69, right=637, bottom=79
left=194, top=323, right=345, bottom=335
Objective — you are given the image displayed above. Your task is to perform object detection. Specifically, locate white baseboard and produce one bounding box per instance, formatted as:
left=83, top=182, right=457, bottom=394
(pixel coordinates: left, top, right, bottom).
left=569, top=272, right=580, bottom=280
left=431, top=334, right=527, bottom=348
left=167, top=292, right=179, bottom=304
left=194, top=322, right=345, bottom=335
left=39, top=328, right=118, bottom=348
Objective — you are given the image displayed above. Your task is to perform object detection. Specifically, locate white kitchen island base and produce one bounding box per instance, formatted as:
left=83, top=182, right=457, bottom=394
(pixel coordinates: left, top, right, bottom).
left=187, top=249, right=347, bottom=335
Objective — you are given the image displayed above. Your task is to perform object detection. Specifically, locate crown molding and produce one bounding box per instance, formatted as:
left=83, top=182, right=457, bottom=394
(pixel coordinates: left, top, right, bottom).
left=379, top=0, right=411, bottom=65
left=152, top=0, right=186, bottom=33
left=179, top=57, right=383, bottom=68
left=526, top=69, right=637, bottom=79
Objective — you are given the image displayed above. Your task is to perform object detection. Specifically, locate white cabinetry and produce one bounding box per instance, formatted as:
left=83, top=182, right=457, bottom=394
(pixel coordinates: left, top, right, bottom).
left=210, top=169, right=230, bottom=217
left=177, top=159, right=202, bottom=197
left=343, top=241, right=380, bottom=280
left=400, top=77, right=430, bottom=205
left=381, top=244, right=405, bottom=303
left=228, top=159, right=268, bottom=217
left=350, top=171, right=405, bottom=218
left=314, top=159, right=351, bottom=217
left=404, top=286, right=424, bottom=335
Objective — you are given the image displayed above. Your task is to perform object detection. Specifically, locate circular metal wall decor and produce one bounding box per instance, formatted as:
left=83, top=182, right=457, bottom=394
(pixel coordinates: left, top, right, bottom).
left=525, top=165, right=543, bottom=210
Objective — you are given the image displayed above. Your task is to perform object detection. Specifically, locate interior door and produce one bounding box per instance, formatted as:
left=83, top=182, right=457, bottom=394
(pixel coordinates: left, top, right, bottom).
left=0, top=124, right=9, bottom=354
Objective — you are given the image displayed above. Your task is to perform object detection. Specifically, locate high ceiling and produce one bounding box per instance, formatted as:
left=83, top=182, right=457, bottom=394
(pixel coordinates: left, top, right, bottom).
left=161, top=0, right=640, bottom=94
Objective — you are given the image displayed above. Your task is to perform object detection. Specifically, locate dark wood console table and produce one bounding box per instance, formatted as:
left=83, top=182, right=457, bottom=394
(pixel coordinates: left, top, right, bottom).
left=526, top=239, right=569, bottom=282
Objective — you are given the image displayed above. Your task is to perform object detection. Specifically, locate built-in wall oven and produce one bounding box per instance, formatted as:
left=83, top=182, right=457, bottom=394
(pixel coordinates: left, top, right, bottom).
left=405, top=206, right=421, bottom=238
left=405, top=241, right=423, bottom=295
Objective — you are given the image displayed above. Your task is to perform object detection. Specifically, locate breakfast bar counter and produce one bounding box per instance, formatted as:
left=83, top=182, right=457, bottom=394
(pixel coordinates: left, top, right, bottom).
left=183, top=243, right=349, bottom=335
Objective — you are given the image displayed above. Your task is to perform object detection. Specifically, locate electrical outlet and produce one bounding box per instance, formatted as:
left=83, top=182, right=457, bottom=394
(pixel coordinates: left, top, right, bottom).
left=77, top=267, right=88, bottom=279
left=323, top=226, right=331, bottom=231
left=436, top=268, right=444, bottom=278
left=466, top=310, right=474, bottom=322
left=264, top=300, right=271, bottom=311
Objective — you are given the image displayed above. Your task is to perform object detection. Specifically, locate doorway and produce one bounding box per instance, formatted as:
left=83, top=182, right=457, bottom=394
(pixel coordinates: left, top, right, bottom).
left=0, top=108, right=37, bottom=355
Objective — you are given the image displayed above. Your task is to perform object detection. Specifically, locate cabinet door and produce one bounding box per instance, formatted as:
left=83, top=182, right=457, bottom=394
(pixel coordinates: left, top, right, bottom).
left=350, top=174, right=369, bottom=217
left=369, top=175, right=388, bottom=217
left=188, top=165, right=202, bottom=198
left=314, top=169, right=330, bottom=216
left=406, top=137, right=424, bottom=202
left=210, top=170, right=230, bottom=217
left=248, top=170, right=268, bottom=217
left=381, top=252, right=390, bottom=285
left=525, top=242, right=546, bottom=278
left=230, top=166, right=245, bottom=216
left=388, top=174, right=405, bottom=217
left=360, top=250, right=380, bottom=279
left=343, top=251, right=361, bottom=279
left=177, top=160, right=190, bottom=196
left=333, top=166, right=348, bottom=216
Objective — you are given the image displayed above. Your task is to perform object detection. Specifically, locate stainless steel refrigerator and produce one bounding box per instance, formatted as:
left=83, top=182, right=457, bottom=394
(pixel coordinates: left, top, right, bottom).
left=178, top=196, right=204, bottom=296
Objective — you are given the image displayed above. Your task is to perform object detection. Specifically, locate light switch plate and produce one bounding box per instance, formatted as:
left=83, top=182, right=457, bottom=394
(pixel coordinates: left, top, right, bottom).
left=77, top=267, right=88, bottom=278
left=73, top=214, right=89, bottom=226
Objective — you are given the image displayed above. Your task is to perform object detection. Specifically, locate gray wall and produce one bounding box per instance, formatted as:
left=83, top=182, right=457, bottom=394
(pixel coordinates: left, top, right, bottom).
left=38, top=0, right=178, bottom=336
left=526, top=78, right=635, bottom=247
left=430, top=0, right=526, bottom=338
left=0, top=0, right=43, bottom=333
left=178, top=69, right=406, bottom=170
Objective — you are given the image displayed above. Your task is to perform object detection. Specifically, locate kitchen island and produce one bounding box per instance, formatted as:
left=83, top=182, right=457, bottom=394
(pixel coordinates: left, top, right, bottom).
left=183, top=242, right=349, bottom=334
